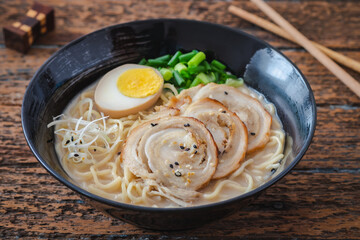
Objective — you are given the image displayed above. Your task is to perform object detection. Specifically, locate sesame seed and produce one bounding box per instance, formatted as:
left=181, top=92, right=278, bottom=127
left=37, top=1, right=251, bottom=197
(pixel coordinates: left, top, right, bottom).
left=71, top=136, right=74, bottom=141
left=117, top=151, right=121, bottom=155
left=184, top=123, right=190, bottom=127
left=180, top=146, right=185, bottom=150
left=94, top=149, right=97, bottom=152
left=251, top=132, right=256, bottom=136
left=185, top=148, right=190, bottom=151
left=151, top=123, right=158, bottom=127
left=65, top=140, right=70, bottom=145
left=169, top=164, right=174, bottom=168
left=194, top=151, right=197, bottom=154
left=175, top=162, right=179, bottom=165
left=222, top=110, right=226, bottom=113
left=193, top=144, right=197, bottom=148
left=74, top=153, right=79, bottom=157
left=224, top=91, right=228, bottom=95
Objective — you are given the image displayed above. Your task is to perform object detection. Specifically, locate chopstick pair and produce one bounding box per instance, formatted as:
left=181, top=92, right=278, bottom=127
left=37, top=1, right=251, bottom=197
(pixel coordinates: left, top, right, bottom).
left=228, top=1, right=360, bottom=98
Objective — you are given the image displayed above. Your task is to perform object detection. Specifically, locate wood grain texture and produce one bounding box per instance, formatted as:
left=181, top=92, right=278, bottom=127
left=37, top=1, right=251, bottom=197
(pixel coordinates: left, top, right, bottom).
left=0, top=0, right=359, bottom=239
left=1, top=0, right=360, bottom=49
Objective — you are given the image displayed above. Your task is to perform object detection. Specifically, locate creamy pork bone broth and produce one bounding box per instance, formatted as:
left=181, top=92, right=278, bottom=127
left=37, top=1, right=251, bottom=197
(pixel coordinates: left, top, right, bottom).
left=48, top=54, right=288, bottom=207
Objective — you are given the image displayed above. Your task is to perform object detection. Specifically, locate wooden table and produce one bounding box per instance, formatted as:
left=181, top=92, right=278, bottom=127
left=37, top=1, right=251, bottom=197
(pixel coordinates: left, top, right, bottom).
left=1, top=0, right=359, bottom=238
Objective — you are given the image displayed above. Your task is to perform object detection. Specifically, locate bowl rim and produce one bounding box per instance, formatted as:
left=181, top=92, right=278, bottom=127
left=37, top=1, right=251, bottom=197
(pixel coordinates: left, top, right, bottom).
left=22, top=18, right=317, bottom=212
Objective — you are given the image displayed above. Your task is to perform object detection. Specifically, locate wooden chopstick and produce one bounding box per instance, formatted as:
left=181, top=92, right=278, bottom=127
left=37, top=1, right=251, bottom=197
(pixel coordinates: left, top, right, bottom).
left=249, top=0, right=360, bottom=98
left=228, top=5, right=360, bottom=74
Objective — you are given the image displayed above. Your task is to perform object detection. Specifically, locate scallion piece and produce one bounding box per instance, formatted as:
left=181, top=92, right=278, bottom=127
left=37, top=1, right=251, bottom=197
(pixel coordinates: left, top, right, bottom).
left=154, top=54, right=171, bottom=62
left=202, top=61, right=212, bottom=71
left=174, top=63, right=187, bottom=73
left=160, top=68, right=173, bottom=81
left=194, top=72, right=210, bottom=84
left=167, top=51, right=182, bottom=67
left=173, top=70, right=185, bottom=86
left=188, top=52, right=206, bottom=67
left=225, top=78, right=244, bottom=87
left=188, top=65, right=206, bottom=75
left=210, top=64, right=223, bottom=74
left=211, top=59, right=226, bottom=70
left=147, top=59, right=168, bottom=67
left=178, top=50, right=198, bottom=63
left=189, top=77, right=203, bottom=88
left=181, top=70, right=191, bottom=79
left=138, top=58, right=147, bottom=65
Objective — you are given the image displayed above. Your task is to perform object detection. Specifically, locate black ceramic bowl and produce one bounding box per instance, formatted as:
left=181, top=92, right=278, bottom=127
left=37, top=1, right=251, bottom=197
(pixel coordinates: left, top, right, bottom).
left=22, top=19, right=316, bottom=230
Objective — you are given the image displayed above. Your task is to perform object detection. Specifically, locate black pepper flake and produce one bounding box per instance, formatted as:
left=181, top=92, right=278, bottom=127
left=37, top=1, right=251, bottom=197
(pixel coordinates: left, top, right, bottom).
left=174, top=170, right=182, bottom=177
left=169, top=164, right=174, bottom=168
left=185, top=148, right=190, bottom=151
left=151, top=123, right=158, bottom=127
left=224, top=91, right=228, bottom=95
left=74, top=153, right=79, bottom=157
left=184, top=123, right=190, bottom=127
left=47, top=138, right=53, bottom=143
left=65, top=140, right=70, bottom=145
left=71, top=136, right=74, bottom=142
left=251, top=132, right=256, bottom=136
left=193, top=144, right=197, bottom=149
left=117, top=151, right=121, bottom=155
left=180, top=146, right=185, bottom=150
left=194, top=151, right=198, bottom=154
left=222, top=110, right=226, bottom=113
left=175, top=162, right=179, bottom=165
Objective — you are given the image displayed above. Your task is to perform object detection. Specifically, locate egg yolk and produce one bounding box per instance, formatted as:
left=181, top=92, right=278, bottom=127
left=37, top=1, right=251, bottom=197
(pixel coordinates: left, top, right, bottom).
left=117, top=68, right=163, bottom=98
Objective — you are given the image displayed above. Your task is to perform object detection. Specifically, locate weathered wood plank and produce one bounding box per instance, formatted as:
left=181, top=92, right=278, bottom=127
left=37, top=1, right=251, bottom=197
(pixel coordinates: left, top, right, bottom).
left=1, top=48, right=360, bottom=106
left=0, top=171, right=359, bottom=238
left=0, top=1, right=360, bottom=49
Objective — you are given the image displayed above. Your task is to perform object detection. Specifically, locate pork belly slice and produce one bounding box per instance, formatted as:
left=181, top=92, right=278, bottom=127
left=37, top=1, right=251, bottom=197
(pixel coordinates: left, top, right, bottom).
left=168, top=83, right=272, bottom=153
left=183, top=98, right=248, bottom=179
left=121, top=116, right=218, bottom=200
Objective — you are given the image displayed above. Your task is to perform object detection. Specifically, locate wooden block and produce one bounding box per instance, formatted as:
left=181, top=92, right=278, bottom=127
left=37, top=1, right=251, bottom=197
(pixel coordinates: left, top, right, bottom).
left=3, top=17, right=41, bottom=53
left=28, top=2, right=55, bottom=35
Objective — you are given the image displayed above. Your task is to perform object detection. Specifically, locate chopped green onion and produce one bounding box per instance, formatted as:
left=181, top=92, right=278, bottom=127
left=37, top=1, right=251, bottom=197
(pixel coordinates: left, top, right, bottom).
left=179, top=50, right=198, bottom=63
left=208, top=72, right=217, bottom=82
left=174, top=63, right=187, bottom=73
left=211, top=60, right=226, bottom=70
left=202, top=61, right=212, bottom=71
left=173, top=70, right=185, bottom=86
left=225, top=78, right=244, bottom=87
left=138, top=58, right=147, bottom=65
left=225, top=73, right=237, bottom=79
left=194, top=72, right=210, bottom=84
left=154, top=54, right=171, bottom=62
left=185, top=79, right=192, bottom=88
left=188, top=65, right=206, bottom=75
left=180, top=70, right=191, bottom=79
left=167, top=51, right=182, bottom=67
left=210, top=64, right=223, bottom=74
left=189, top=77, right=203, bottom=88
left=160, top=68, right=173, bottom=81
left=188, top=52, right=206, bottom=67
left=147, top=59, right=168, bottom=67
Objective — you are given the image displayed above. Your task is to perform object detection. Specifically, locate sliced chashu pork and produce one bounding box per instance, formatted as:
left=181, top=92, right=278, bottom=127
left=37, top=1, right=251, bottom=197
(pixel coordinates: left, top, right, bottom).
left=168, top=83, right=272, bottom=153
left=183, top=98, right=248, bottom=179
left=121, top=116, right=218, bottom=200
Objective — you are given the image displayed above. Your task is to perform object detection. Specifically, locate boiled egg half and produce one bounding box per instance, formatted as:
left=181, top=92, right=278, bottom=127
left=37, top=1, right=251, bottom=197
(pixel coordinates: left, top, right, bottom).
left=94, top=64, right=164, bottom=118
